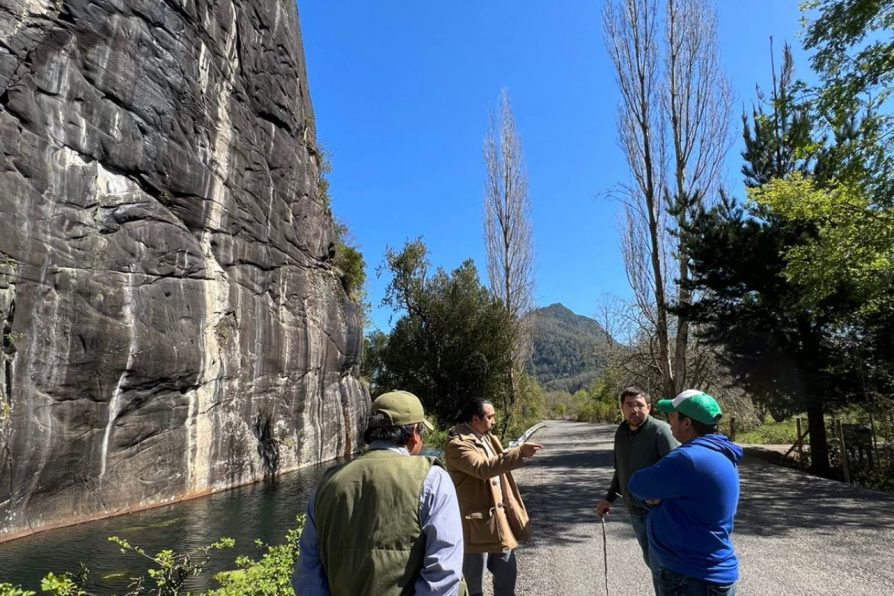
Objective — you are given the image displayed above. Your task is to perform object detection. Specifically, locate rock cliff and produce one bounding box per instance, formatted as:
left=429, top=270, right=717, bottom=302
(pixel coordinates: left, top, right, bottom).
left=0, top=0, right=368, bottom=539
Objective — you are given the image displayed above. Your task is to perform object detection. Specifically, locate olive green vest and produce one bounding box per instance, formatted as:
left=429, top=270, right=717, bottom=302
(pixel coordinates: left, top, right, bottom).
left=314, top=450, right=435, bottom=596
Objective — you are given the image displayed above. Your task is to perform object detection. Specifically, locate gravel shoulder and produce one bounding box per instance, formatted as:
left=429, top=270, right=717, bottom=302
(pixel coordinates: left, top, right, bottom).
left=503, top=420, right=894, bottom=596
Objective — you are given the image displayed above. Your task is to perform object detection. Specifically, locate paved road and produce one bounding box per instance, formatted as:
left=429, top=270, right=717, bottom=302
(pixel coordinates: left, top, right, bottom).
left=498, top=420, right=894, bottom=596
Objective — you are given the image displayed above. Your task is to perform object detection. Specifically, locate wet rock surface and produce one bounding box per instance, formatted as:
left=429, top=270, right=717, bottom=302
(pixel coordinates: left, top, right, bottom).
left=0, top=0, right=367, bottom=538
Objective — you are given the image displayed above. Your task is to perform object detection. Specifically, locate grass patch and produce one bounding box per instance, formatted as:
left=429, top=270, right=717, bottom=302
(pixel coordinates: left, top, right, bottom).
left=736, top=416, right=801, bottom=444
left=736, top=412, right=871, bottom=445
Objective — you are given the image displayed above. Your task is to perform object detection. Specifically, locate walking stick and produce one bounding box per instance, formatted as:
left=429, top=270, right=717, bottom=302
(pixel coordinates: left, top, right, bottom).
left=600, top=515, right=609, bottom=596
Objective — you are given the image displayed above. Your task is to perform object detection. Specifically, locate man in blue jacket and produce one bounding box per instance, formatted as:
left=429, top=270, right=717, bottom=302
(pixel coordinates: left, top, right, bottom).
left=628, top=390, right=743, bottom=596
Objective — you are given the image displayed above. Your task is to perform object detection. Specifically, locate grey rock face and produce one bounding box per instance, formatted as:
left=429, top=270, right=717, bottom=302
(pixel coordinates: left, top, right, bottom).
left=0, top=0, right=368, bottom=539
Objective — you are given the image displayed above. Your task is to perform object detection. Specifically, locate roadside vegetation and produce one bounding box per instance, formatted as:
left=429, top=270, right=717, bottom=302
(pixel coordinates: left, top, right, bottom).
left=0, top=518, right=305, bottom=596
left=736, top=418, right=800, bottom=445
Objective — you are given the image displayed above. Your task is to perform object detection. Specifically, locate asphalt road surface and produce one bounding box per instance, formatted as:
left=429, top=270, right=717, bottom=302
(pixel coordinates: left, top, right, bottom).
left=496, top=420, right=894, bottom=596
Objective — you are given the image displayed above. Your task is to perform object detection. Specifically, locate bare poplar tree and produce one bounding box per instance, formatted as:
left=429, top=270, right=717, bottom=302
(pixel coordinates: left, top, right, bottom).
left=483, top=89, right=535, bottom=427
left=603, top=0, right=731, bottom=397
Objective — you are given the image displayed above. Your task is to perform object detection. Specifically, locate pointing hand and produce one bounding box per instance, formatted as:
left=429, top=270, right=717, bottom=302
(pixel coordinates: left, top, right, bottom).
left=520, top=442, right=543, bottom=458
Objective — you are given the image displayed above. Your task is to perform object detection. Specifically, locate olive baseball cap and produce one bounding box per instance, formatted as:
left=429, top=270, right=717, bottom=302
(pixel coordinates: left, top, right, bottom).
left=370, top=390, right=435, bottom=431
left=657, top=389, right=722, bottom=425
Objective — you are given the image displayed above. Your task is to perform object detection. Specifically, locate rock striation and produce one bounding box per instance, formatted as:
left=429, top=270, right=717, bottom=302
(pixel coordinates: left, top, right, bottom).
left=0, top=0, right=368, bottom=540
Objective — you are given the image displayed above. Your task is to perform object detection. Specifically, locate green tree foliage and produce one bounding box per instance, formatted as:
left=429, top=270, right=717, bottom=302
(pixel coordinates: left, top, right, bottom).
left=803, top=0, right=894, bottom=114
left=802, top=0, right=894, bottom=199
left=368, top=239, right=514, bottom=425
left=542, top=369, right=623, bottom=424
left=315, top=146, right=333, bottom=212
left=509, top=371, right=544, bottom=438
left=747, top=173, right=894, bottom=444
left=748, top=173, right=894, bottom=310
left=575, top=370, right=625, bottom=423
left=684, top=33, right=894, bottom=476
left=361, top=329, right=388, bottom=390
left=332, top=219, right=367, bottom=305
left=741, top=44, right=816, bottom=187
left=683, top=45, right=835, bottom=475
left=684, top=194, right=845, bottom=476
left=800, top=2, right=894, bottom=424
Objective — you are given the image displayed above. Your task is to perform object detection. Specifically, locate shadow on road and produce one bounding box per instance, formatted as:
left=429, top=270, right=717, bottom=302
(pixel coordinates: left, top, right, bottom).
left=515, top=422, right=634, bottom=548
left=514, top=421, right=894, bottom=594
left=736, top=455, right=894, bottom=536
left=518, top=420, right=894, bottom=549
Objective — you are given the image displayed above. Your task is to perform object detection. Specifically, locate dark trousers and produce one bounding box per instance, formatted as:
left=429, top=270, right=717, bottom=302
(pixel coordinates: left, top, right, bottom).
left=630, top=511, right=660, bottom=594
left=463, top=551, right=517, bottom=596
left=656, top=567, right=737, bottom=596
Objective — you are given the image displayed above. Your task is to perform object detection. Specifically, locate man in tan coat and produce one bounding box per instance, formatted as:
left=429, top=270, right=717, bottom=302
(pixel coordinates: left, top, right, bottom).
left=444, top=398, right=543, bottom=596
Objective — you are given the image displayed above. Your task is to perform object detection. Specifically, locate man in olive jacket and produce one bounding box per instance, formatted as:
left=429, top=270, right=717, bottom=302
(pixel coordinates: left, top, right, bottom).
left=595, top=387, right=678, bottom=591
left=292, top=390, right=467, bottom=596
left=444, top=398, right=543, bottom=596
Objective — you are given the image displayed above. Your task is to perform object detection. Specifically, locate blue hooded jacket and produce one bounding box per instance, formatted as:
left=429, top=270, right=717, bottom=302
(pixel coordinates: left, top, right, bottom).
left=628, top=434, right=744, bottom=585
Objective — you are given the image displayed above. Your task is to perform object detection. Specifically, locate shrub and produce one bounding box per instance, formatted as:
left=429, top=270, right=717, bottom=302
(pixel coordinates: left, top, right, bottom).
left=0, top=583, right=36, bottom=596
left=209, top=516, right=304, bottom=595
left=107, top=535, right=235, bottom=595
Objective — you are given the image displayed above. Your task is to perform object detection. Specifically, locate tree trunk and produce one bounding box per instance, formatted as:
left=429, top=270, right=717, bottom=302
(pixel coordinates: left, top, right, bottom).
left=806, top=398, right=831, bottom=477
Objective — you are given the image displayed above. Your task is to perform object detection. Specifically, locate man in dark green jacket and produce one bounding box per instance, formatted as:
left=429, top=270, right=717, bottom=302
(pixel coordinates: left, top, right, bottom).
left=292, top=390, right=466, bottom=596
left=595, top=387, right=678, bottom=589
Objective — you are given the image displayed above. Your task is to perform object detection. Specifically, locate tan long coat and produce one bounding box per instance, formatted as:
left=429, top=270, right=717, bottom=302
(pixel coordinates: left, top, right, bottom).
left=443, top=423, right=531, bottom=554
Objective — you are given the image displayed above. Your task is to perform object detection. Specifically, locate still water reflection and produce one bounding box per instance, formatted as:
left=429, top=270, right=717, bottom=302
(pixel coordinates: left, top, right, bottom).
left=0, top=461, right=335, bottom=593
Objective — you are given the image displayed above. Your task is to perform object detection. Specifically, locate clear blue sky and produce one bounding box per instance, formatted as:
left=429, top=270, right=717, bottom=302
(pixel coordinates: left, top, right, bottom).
left=296, top=1, right=811, bottom=332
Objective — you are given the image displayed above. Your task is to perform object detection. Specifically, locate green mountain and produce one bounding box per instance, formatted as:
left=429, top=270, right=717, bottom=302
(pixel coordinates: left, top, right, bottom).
left=527, top=303, right=613, bottom=393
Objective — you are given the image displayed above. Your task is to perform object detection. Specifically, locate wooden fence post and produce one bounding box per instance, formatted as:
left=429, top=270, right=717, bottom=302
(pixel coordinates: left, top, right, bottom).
left=837, top=419, right=850, bottom=483
left=796, top=418, right=804, bottom=461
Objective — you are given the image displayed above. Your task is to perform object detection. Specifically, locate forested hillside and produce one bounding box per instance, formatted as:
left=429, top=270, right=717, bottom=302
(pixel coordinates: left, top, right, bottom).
left=528, top=304, right=614, bottom=392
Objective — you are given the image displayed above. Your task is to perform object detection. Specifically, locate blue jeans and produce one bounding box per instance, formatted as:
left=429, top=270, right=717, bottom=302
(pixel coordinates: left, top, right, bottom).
left=629, top=512, right=660, bottom=593
left=656, top=566, right=736, bottom=596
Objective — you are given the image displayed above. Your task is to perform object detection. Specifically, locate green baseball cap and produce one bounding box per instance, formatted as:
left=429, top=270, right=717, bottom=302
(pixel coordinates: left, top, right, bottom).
left=370, top=390, right=435, bottom=431
left=657, top=389, right=722, bottom=425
